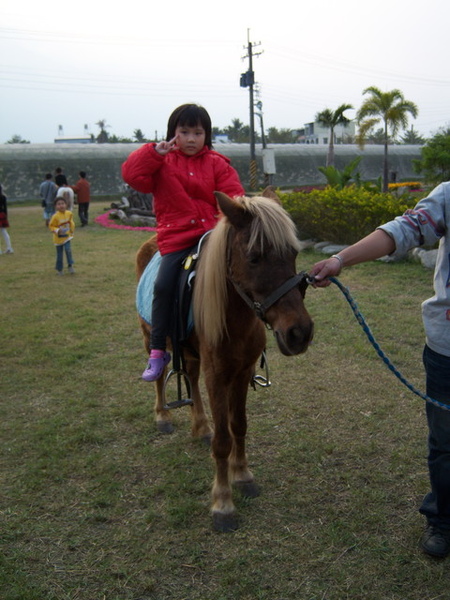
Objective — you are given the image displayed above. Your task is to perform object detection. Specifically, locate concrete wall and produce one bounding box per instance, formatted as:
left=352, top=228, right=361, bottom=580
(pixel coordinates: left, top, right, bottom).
left=0, top=142, right=423, bottom=201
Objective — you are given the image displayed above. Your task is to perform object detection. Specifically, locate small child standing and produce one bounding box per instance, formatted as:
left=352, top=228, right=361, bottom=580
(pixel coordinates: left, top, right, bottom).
left=0, top=184, right=14, bottom=254
left=49, top=197, right=75, bottom=275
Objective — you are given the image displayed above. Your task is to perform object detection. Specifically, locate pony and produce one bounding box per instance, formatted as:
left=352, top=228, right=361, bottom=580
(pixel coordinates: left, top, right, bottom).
left=135, top=188, right=314, bottom=531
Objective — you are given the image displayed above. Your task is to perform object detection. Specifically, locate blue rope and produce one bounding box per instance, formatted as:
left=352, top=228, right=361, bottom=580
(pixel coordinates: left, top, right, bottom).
left=328, top=276, right=450, bottom=412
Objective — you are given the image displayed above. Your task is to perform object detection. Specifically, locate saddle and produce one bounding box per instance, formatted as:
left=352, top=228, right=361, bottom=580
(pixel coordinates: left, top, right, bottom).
left=136, top=233, right=210, bottom=371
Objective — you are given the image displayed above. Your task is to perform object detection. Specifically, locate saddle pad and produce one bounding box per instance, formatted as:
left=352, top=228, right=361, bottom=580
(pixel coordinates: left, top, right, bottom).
left=136, top=251, right=162, bottom=325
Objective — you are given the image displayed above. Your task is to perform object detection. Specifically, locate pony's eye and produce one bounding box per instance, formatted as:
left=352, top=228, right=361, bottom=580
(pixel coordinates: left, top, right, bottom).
left=248, top=252, right=262, bottom=266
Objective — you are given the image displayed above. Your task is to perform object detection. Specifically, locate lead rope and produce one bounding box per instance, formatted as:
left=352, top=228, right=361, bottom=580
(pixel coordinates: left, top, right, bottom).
left=328, top=276, right=450, bottom=412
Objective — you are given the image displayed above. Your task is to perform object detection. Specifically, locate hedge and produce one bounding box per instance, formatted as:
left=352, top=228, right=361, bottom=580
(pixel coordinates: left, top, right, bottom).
left=280, top=187, right=421, bottom=245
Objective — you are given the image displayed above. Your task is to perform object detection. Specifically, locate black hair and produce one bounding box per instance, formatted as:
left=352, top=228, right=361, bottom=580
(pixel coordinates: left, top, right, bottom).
left=166, top=104, right=212, bottom=149
left=45, top=173, right=52, bottom=179
left=79, top=171, right=86, bottom=178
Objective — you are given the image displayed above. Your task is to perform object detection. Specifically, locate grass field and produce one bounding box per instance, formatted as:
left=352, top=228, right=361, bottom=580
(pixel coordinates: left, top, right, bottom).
left=1, top=202, right=447, bottom=600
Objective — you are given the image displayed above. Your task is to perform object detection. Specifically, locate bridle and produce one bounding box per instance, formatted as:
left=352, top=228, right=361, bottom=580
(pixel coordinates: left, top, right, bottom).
left=229, top=271, right=313, bottom=322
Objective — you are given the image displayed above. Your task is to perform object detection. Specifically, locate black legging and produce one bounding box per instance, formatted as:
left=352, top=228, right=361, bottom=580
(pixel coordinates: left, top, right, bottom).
left=150, top=247, right=191, bottom=350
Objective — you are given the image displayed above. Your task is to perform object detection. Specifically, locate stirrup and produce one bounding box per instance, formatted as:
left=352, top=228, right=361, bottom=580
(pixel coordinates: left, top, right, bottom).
left=251, top=350, right=271, bottom=389
left=162, top=367, right=194, bottom=410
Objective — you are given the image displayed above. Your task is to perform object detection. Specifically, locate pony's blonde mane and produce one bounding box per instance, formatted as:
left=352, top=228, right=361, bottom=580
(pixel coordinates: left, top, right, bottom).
left=193, top=195, right=301, bottom=347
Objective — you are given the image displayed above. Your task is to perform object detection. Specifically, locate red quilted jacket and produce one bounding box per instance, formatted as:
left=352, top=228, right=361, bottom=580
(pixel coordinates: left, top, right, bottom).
left=122, top=143, right=245, bottom=254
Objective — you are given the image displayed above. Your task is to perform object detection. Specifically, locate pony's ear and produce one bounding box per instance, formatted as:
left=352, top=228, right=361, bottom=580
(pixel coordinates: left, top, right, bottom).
left=261, top=186, right=281, bottom=204
left=215, top=192, right=251, bottom=229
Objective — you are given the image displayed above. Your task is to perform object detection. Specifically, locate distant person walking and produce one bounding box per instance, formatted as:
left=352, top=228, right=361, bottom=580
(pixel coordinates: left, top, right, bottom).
left=49, top=197, right=75, bottom=275
left=71, top=171, right=91, bottom=226
left=54, top=167, right=67, bottom=187
left=0, top=184, right=13, bottom=254
left=40, top=173, right=57, bottom=226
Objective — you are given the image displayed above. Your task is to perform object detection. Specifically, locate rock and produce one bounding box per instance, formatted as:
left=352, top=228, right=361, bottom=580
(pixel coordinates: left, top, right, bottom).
left=319, top=244, right=349, bottom=255
left=298, top=239, right=316, bottom=250
left=418, top=249, right=438, bottom=269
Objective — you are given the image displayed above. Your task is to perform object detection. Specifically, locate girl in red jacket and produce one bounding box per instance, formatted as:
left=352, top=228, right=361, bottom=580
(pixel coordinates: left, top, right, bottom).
left=122, top=104, right=245, bottom=381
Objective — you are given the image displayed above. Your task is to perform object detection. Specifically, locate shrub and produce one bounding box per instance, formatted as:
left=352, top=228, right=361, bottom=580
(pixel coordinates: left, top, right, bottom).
left=280, top=187, right=420, bottom=245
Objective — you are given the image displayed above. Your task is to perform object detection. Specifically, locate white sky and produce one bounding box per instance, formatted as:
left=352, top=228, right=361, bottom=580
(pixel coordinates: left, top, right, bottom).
left=1, top=0, right=449, bottom=143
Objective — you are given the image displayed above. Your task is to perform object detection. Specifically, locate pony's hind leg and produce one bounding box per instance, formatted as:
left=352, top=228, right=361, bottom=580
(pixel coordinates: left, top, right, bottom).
left=186, top=357, right=212, bottom=443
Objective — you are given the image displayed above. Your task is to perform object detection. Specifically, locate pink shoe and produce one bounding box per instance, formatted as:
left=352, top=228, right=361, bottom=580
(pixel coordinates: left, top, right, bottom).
left=142, top=352, right=171, bottom=382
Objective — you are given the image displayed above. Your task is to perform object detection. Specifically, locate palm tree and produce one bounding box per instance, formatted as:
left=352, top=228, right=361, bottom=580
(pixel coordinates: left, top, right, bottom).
left=133, top=128, right=146, bottom=143
left=356, top=87, right=418, bottom=191
left=315, top=104, right=353, bottom=167
left=96, top=119, right=110, bottom=144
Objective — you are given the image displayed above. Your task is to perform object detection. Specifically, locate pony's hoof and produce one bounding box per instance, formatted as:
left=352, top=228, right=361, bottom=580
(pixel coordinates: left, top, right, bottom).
left=157, top=421, right=174, bottom=434
left=234, top=480, right=260, bottom=498
left=212, top=512, right=239, bottom=533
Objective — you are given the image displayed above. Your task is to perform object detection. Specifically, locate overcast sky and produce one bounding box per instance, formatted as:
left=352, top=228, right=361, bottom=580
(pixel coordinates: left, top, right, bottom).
left=1, top=0, right=449, bottom=144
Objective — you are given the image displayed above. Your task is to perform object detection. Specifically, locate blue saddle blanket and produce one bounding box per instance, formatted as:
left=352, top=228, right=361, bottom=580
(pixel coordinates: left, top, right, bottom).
left=136, top=251, right=162, bottom=326
left=136, top=251, right=194, bottom=334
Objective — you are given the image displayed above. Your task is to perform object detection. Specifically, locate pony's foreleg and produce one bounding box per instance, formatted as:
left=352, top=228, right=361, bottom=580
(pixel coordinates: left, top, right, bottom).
left=228, top=374, right=260, bottom=499
left=204, top=377, right=237, bottom=531
left=210, top=411, right=237, bottom=532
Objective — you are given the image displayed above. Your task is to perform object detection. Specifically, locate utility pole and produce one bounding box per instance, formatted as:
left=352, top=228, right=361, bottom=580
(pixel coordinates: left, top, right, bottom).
left=240, top=29, right=262, bottom=190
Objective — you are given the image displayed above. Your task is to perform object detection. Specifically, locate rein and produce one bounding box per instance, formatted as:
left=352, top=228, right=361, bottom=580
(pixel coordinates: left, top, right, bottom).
left=328, top=276, right=450, bottom=412
left=230, top=271, right=312, bottom=322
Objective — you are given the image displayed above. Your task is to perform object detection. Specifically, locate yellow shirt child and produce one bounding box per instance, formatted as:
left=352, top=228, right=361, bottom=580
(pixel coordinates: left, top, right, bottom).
left=49, top=198, right=75, bottom=245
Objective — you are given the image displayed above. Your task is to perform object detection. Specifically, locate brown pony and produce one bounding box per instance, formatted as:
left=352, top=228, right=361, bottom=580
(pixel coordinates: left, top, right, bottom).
left=135, top=188, right=314, bottom=531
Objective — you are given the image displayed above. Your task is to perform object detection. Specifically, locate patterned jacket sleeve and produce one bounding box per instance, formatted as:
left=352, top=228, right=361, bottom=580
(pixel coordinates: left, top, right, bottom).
left=378, top=183, right=447, bottom=258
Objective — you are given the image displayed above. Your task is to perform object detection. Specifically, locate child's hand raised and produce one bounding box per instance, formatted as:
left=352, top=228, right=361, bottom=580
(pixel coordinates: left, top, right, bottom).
left=155, top=136, right=178, bottom=156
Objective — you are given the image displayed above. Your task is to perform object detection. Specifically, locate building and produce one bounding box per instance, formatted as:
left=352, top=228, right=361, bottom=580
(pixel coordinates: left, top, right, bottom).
left=54, top=136, right=93, bottom=144
left=301, top=120, right=356, bottom=145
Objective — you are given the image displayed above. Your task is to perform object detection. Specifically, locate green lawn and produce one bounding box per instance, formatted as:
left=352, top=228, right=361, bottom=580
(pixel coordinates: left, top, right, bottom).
left=1, top=202, right=446, bottom=600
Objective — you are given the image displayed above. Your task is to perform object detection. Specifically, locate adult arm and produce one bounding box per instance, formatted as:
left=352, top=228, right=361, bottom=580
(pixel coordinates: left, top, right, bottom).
left=310, top=229, right=396, bottom=287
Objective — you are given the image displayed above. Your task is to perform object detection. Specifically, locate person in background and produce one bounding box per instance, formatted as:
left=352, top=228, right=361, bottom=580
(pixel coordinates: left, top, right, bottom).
left=54, top=167, right=67, bottom=187
left=55, top=183, right=75, bottom=212
left=310, top=181, right=450, bottom=559
left=0, top=184, right=13, bottom=254
left=48, top=197, right=75, bottom=275
left=122, top=103, right=245, bottom=381
left=40, top=173, right=57, bottom=227
left=71, top=171, right=91, bottom=226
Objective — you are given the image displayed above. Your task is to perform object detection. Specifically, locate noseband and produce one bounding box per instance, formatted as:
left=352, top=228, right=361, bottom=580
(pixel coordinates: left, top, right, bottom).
left=230, top=271, right=313, bottom=322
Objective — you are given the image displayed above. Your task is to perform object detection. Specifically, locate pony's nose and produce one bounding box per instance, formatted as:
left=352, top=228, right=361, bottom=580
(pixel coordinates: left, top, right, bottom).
left=274, top=321, right=314, bottom=356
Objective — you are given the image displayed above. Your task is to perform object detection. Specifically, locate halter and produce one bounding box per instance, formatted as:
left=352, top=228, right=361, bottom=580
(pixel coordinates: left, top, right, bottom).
left=230, top=271, right=313, bottom=322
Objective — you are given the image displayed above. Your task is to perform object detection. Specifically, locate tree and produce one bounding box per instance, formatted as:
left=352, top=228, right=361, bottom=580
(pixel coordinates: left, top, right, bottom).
left=266, top=127, right=297, bottom=144
left=224, top=118, right=250, bottom=143
left=365, top=128, right=390, bottom=145
left=96, top=119, right=110, bottom=143
left=315, top=103, right=353, bottom=166
left=6, top=135, right=30, bottom=144
left=413, top=126, right=450, bottom=185
left=133, top=129, right=147, bottom=143
left=356, top=86, right=418, bottom=192
left=400, top=125, right=426, bottom=145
